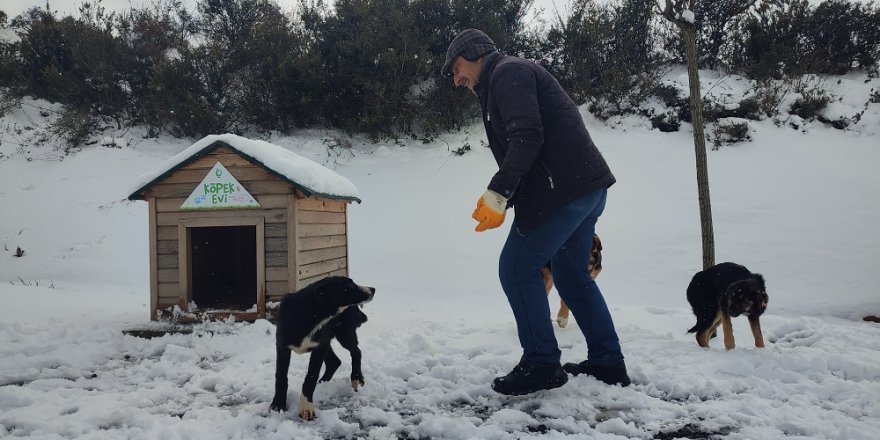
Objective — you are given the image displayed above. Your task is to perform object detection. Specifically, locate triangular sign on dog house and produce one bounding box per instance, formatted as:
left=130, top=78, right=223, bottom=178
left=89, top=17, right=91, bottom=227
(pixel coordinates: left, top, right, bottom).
left=180, top=162, right=261, bottom=210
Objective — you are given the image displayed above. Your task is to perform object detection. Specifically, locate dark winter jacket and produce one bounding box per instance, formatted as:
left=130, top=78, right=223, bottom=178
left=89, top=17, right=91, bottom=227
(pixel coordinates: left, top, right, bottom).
left=475, top=52, right=616, bottom=230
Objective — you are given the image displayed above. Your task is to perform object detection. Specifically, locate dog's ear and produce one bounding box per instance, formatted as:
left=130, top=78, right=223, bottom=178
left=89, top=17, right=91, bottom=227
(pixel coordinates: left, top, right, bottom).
left=749, top=274, right=768, bottom=308
left=593, top=234, right=603, bottom=251
left=751, top=273, right=766, bottom=289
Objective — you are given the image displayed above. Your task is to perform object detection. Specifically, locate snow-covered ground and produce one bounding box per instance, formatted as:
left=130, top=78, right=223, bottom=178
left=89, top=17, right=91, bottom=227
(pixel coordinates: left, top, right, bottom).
left=1, top=72, right=879, bottom=439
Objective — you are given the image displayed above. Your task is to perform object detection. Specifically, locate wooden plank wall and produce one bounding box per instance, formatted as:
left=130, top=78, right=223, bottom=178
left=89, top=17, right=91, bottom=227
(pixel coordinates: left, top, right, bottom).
left=146, top=146, right=294, bottom=311
left=295, top=197, right=349, bottom=291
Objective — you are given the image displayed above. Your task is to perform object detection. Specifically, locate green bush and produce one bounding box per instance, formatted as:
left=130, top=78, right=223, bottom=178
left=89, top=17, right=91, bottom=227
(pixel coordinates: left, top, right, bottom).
left=547, top=0, right=663, bottom=117
left=56, top=108, right=100, bottom=151
left=143, top=53, right=222, bottom=137
left=300, top=0, right=533, bottom=139
left=13, top=4, right=133, bottom=125
left=711, top=118, right=751, bottom=149
left=789, top=77, right=831, bottom=119
left=727, top=0, right=880, bottom=78
left=115, top=0, right=197, bottom=129
left=650, top=112, right=681, bottom=132
left=725, top=0, right=813, bottom=79
left=750, top=78, right=791, bottom=118
left=807, top=0, right=880, bottom=74
left=695, top=0, right=757, bottom=69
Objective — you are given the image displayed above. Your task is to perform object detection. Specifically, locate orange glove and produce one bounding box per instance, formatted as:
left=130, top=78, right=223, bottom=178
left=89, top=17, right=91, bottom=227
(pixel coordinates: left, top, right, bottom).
left=472, top=189, right=508, bottom=232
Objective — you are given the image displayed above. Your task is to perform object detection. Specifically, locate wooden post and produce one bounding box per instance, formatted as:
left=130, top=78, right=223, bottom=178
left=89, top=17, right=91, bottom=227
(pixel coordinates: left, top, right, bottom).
left=287, top=194, right=299, bottom=293
left=148, top=197, right=158, bottom=321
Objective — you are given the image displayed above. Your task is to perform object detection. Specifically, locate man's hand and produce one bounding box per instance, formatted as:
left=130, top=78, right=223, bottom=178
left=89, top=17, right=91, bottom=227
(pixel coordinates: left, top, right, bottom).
left=472, top=189, right=508, bottom=232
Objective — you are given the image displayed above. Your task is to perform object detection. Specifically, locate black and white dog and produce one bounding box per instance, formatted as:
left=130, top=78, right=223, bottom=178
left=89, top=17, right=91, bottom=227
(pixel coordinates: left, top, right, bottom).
left=269, top=276, right=375, bottom=420
left=687, top=262, right=768, bottom=350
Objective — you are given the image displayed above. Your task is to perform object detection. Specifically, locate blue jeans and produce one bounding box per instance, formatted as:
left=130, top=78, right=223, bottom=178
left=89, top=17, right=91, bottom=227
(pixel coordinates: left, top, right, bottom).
left=499, top=187, right=624, bottom=365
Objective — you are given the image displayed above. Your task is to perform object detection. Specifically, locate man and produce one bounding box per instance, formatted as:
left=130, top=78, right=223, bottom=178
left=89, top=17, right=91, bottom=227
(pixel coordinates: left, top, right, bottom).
left=441, top=29, right=631, bottom=395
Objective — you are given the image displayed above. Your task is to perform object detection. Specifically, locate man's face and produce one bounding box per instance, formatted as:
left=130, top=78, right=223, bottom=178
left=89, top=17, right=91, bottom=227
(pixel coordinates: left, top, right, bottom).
left=452, top=56, right=482, bottom=95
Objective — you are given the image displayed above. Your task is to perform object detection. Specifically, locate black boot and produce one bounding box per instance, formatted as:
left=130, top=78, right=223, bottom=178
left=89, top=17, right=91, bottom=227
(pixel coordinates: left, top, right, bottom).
left=491, top=357, right=568, bottom=396
left=562, top=360, right=631, bottom=386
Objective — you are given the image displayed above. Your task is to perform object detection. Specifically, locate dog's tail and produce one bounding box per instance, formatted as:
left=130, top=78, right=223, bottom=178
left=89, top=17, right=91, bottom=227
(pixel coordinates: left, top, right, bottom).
left=687, top=322, right=717, bottom=339
left=687, top=310, right=715, bottom=335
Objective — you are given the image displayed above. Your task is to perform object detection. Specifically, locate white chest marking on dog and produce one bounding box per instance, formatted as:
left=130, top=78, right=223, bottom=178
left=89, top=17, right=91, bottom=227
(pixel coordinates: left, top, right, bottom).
left=287, top=306, right=350, bottom=354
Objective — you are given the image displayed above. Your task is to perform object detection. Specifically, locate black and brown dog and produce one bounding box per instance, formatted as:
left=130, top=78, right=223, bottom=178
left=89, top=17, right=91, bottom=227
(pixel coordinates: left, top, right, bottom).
left=542, top=234, right=603, bottom=328
left=270, top=276, right=375, bottom=420
left=686, top=262, right=768, bottom=350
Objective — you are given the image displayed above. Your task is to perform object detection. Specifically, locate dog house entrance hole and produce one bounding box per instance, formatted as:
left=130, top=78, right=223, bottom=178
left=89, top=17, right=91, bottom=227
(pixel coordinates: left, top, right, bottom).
left=191, top=225, right=256, bottom=310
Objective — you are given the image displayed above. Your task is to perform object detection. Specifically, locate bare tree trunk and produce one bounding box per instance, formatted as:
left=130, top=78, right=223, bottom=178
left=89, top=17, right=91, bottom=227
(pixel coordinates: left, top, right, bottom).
left=658, top=0, right=715, bottom=269
left=681, top=26, right=715, bottom=269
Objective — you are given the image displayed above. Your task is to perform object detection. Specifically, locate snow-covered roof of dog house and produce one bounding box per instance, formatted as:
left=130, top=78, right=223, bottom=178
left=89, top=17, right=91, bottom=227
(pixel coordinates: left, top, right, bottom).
left=128, top=133, right=361, bottom=202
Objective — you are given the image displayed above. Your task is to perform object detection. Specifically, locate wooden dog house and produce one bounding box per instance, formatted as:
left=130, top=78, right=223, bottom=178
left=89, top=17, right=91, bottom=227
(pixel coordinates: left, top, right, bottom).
left=128, top=134, right=361, bottom=321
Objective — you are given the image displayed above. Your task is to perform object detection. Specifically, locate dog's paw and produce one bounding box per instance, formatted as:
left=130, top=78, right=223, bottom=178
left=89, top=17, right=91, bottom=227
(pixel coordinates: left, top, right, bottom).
left=556, top=317, right=568, bottom=328
left=724, top=336, right=736, bottom=350
left=269, top=398, right=287, bottom=412
left=297, top=396, right=316, bottom=420
left=351, top=373, right=365, bottom=391
left=351, top=378, right=365, bottom=391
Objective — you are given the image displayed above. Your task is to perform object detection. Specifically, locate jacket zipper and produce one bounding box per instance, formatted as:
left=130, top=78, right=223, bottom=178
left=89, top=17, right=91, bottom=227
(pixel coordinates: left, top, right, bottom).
left=539, top=161, right=555, bottom=189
